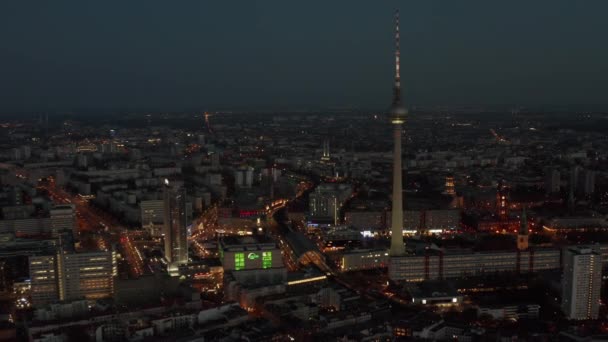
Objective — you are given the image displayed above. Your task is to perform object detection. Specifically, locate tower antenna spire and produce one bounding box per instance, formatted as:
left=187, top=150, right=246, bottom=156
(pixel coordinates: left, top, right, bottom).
left=393, top=9, right=401, bottom=107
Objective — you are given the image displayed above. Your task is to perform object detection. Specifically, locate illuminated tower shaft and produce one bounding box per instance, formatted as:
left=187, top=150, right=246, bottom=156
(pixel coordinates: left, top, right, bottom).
left=390, top=123, right=405, bottom=255
left=389, top=9, right=406, bottom=256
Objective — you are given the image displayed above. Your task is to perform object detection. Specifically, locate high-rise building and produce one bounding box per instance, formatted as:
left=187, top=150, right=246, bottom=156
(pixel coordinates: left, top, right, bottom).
left=561, top=246, right=602, bottom=320
left=389, top=9, right=407, bottom=257
left=163, top=180, right=189, bottom=273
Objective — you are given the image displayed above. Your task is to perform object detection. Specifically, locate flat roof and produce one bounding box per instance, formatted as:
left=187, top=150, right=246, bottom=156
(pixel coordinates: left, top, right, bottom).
left=220, top=235, right=277, bottom=251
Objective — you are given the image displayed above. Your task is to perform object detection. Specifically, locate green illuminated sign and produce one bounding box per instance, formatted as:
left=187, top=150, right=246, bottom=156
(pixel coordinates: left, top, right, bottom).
left=262, top=251, right=272, bottom=269
left=234, top=252, right=272, bottom=270
left=235, top=253, right=245, bottom=270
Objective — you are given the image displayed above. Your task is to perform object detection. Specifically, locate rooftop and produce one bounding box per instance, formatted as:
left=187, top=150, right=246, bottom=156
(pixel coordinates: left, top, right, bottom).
left=219, top=235, right=276, bottom=251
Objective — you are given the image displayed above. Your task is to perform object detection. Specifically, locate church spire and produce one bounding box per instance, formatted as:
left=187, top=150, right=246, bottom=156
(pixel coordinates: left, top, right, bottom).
left=519, top=206, right=528, bottom=235
left=517, top=206, right=529, bottom=251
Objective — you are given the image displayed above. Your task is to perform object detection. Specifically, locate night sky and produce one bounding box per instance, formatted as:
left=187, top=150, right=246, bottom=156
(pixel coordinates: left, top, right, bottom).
left=1, top=0, right=607, bottom=112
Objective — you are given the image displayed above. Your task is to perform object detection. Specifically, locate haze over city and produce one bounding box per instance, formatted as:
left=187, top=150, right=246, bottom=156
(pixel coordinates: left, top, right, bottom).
left=1, top=0, right=608, bottom=111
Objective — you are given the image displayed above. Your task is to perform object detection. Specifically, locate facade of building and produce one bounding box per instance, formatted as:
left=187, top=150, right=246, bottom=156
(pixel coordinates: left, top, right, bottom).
left=340, top=249, right=389, bottom=272
left=29, top=250, right=116, bottom=307
left=0, top=217, right=51, bottom=237
left=388, top=248, right=561, bottom=282
left=477, top=303, right=540, bottom=321
left=344, top=211, right=385, bottom=231
left=57, top=250, right=116, bottom=301
left=346, top=242, right=608, bottom=283
left=387, top=211, right=422, bottom=233
left=562, top=246, right=602, bottom=320
left=425, top=210, right=460, bottom=232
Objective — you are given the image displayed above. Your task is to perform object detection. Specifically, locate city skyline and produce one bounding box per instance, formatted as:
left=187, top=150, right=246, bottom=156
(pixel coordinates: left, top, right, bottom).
left=1, top=3, right=608, bottom=341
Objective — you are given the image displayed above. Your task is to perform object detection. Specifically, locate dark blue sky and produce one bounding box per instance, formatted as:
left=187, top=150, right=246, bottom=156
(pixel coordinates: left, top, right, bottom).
left=1, top=0, right=607, bottom=112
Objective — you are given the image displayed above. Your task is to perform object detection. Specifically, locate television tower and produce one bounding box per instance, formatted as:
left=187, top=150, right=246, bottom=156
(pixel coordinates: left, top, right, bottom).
left=389, top=9, right=408, bottom=257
